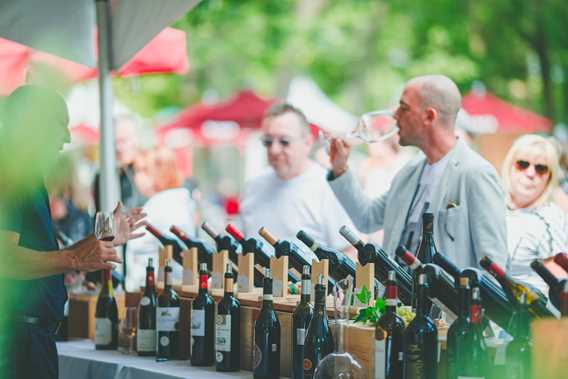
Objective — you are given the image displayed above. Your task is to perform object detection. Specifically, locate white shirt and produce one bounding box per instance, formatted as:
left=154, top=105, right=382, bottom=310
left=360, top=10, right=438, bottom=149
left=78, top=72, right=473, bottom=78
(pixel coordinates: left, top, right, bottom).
left=507, top=202, right=568, bottom=294
left=401, top=153, right=450, bottom=252
left=125, top=188, right=196, bottom=291
left=240, top=162, right=355, bottom=261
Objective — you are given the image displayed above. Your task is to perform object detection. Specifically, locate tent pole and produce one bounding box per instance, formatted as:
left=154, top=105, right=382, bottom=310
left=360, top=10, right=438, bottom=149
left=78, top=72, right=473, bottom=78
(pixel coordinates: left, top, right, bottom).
left=96, top=0, right=120, bottom=214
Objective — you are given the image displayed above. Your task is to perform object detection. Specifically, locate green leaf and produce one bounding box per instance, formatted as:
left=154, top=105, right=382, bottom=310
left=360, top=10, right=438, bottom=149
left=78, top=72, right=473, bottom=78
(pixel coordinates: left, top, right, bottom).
left=356, top=285, right=371, bottom=306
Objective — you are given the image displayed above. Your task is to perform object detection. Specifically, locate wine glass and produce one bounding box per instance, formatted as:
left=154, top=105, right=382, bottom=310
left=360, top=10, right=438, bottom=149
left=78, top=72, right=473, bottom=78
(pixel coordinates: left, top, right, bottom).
left=319, top=109, right=398, bottom=148
left=314, top=276, right=367, bottom=379
left=95, top=212, right=116, bottom=242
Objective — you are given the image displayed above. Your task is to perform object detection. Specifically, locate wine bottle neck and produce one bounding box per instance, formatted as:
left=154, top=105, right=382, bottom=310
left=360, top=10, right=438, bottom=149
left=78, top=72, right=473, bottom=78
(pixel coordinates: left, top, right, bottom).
left=458, top=286, right=471, bottom=320
left=144, top=270, right=155, bottom=294
left=199, top=273, right=208, bottom=293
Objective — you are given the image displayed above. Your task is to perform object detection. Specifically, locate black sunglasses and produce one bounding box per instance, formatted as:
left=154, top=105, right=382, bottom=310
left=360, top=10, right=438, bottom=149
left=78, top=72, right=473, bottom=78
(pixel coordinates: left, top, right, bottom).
left=515, top=159, right=549, bottom=176
left=261, top=136, right=292, bottom=148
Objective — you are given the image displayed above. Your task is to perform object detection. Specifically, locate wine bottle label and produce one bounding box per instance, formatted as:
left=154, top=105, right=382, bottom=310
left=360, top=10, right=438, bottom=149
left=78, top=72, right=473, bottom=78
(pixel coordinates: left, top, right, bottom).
left=140, top=297, right=151, bottom=306
left=263, top=294, right=274, bottom=301
left=137, top=329, right=156, bottom=352
left=160, top=335, right=170, bottom=347
left=303, top=358, right=313, bottom=371
left=95, top=318, right=112, bottom=345
left=296, top=328, right=306, bottom=346
left=385, top=298, right=398, bottom=307
left=301, top=280, right=311, bottom=295
left=405, top=344, right=424, bottom=378
left=374, top=339, right=386, bottom=379
left=215, top=314, right=231, bottom=352
left=216, top=351, right=224, bottom=363
left=191, top=309, right=205, bottom=336
left=253, top=344, right=262, bottom=369
left=273, top=279, right=284, bottom=297
left=157, top=307, right=179, bottom=332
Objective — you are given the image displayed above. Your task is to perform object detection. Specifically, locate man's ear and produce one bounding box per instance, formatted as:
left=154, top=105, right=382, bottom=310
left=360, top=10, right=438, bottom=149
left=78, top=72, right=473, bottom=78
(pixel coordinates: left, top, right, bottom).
left=424, top=107, right=438, bottom=126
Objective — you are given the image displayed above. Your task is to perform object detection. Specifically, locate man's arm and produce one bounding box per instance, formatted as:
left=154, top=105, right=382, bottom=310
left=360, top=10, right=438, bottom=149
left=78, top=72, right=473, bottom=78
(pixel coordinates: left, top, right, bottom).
left=0, top=231, right=120, bottom=280
left=327, top=138, right=388, bottom=233
left=466, top=167, right=508, bottom=268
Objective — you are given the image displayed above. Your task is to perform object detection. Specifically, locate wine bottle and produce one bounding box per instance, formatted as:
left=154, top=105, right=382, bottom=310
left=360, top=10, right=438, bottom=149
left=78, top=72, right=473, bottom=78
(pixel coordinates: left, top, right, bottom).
left=339, top=225, right=413, bottom=305
left=216, top=263, right=241, bottom=371
left=137, top=258, right=157, bottom=356
left=464, top=287, right=490, bottom=378
left=554, top=253, right=568, bottom=274
left=303, top=274, right=334, bottom=379
left=156, top=259, right=180, bottom=361
left=375, top=271, right=405, bottom=379
left=146, top=224, right=184, bottom=265
left=403, top=272, right=438, bottom=379
left=95, top=269, right=119, bottom=350
left=292, top=265, right=314, bottom=379
left=433, top=252, right=514, bottom=331
left=530, top=259, right=563, bottom=309
left=415, top=212, right=437, bottom=264
left=395, top=247, right=458, bottom=318
left=447, top=276, right=471, bottom=379
left=259, top=226, right=334, bottom=293
left=201, top=221, right=241, bottom=264
left=480, top=256, right=554, bottom=318
left=191, top=262, right=215, bottom=366
left=506, top=294, right=532, bottom=379
left=170, top=225, right=214, bottom=267
left=297, top=230, right=356, bottom=280
left=226, top=223, right=298, bottom=285
left=253, top=268, right=281, bottom=379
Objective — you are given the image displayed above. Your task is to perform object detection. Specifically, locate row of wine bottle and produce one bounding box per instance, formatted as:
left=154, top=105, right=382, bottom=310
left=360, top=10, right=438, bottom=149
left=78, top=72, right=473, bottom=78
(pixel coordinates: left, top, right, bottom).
left=95, top=259, right=241, bottom=371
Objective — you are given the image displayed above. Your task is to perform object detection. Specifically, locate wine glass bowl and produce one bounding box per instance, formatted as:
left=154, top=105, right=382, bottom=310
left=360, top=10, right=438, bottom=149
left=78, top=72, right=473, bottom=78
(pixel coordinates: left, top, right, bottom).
left=95, top=212, right=116, bottom=241
left=351, top=109, right=398, bottom=144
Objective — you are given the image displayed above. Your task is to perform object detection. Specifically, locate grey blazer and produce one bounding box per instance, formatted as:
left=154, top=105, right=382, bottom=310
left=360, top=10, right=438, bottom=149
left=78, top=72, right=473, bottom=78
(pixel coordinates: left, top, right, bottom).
left=328, top=139, right=508, bottom=268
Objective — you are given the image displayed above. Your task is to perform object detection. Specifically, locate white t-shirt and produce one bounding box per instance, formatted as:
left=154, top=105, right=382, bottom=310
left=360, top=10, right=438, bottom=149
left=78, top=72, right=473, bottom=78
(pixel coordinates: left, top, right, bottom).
left=125, top=188, right=196, bottom=291
left=400, top=154, right=450, bottom=252
left=240, top=162, right=355, bottom=261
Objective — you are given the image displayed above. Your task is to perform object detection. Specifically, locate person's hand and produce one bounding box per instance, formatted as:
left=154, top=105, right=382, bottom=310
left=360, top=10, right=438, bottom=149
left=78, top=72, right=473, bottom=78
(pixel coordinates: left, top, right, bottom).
left=329, top=138, right=351, bottom=177
left=112, top=202, right=147, bottom=246
left=66, top=235, right=122, bottom=272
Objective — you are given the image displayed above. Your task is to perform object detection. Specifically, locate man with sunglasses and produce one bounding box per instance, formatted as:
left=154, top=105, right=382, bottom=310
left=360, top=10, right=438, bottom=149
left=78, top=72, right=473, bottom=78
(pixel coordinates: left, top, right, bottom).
left=327, top=75, right=508, bottom=269
left=240, top=103, right=356, bottom=260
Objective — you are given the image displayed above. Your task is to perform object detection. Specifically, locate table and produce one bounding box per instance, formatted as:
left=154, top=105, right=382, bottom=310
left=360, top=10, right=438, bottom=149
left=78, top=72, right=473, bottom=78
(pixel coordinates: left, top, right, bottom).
left=57, top=340, right=251, bottom=379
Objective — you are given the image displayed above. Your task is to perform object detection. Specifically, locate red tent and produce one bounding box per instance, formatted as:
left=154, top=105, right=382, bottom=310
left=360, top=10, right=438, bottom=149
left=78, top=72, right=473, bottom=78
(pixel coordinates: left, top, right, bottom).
left=0, top=27, right=188, bottom=95
left=462, top=90, right=552, bottom=133
left=160, top=90, right=277, bottom=145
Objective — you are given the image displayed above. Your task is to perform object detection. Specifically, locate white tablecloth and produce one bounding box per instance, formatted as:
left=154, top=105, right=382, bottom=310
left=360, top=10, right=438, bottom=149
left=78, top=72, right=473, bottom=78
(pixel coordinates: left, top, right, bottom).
left=57, top=340, right=251, bottom=379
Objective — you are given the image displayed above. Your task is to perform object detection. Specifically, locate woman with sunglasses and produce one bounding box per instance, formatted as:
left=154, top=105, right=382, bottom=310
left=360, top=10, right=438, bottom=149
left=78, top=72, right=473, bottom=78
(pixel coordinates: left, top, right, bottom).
left=501, top=134, right=568, bottom=294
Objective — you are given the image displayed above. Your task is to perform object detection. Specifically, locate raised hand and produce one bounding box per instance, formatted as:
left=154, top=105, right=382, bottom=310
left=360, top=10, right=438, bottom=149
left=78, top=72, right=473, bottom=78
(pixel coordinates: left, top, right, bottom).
left=329, top=138, right=351, bottom=177
left=112, top=202, right=147, bottom=246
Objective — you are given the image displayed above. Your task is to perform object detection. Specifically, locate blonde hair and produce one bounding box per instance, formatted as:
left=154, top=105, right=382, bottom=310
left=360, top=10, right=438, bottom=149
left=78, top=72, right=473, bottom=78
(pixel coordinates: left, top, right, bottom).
left=501, top=134, right=560, bottom=208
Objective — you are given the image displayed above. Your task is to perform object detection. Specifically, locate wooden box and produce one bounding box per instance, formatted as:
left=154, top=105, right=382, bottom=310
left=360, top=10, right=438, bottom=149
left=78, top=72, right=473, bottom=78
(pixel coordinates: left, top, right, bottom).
left=531, top=318, right=568, bottom=379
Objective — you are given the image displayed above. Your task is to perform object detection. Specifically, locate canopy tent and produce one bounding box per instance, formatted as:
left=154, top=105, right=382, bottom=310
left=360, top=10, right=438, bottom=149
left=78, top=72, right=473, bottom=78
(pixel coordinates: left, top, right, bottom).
left=462, top=90, right=552, bottom=133
left=462, top=89, right=553, bottom=171
left=160, top=90, right=277, bottom=146
left=0, top=27, right=189, bottom=95
left=0, top=0, right=199, bottom=212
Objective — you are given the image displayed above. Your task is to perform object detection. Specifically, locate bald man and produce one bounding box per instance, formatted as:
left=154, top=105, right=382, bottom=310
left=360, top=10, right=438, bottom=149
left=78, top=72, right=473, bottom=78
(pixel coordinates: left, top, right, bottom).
left=327, top=75, right=508, bottom=268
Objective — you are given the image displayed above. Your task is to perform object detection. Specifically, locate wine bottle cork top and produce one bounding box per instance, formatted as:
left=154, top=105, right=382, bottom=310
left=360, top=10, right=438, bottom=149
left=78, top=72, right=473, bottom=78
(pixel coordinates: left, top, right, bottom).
left=200, top=262, right=207, bottom=271
left=225, top=263, right=232, bottom=273
left=148, top=257, right=154, bottom=267
left=387, top=270, right=396, bottom=281
left=459, top=276, right=469, bottom=287
left=302, top=265, right=311, bottom=275
left=258, top=227, right=277, bottom=246
left=339, top=225, right=359, bottom=245
left=201, top=221, right=218, bottom=239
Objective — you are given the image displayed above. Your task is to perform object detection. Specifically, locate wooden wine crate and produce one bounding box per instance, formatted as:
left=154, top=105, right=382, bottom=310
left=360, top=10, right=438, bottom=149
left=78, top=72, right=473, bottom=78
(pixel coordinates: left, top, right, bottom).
left=531, top=318, right=568, bottom=379
left=68, top=292, right=126, bottom=340
left=343, top=322, right=375, bottom=379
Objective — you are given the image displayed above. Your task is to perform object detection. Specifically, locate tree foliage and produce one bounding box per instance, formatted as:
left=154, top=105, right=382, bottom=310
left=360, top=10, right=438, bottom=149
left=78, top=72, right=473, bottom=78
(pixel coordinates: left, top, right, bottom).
left=114, top=0, right=568, bottom=124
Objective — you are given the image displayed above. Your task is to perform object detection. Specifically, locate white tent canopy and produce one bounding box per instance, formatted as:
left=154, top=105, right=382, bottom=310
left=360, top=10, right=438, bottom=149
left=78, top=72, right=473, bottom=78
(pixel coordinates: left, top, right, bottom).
left=0, top=0, right=199, bottom=212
